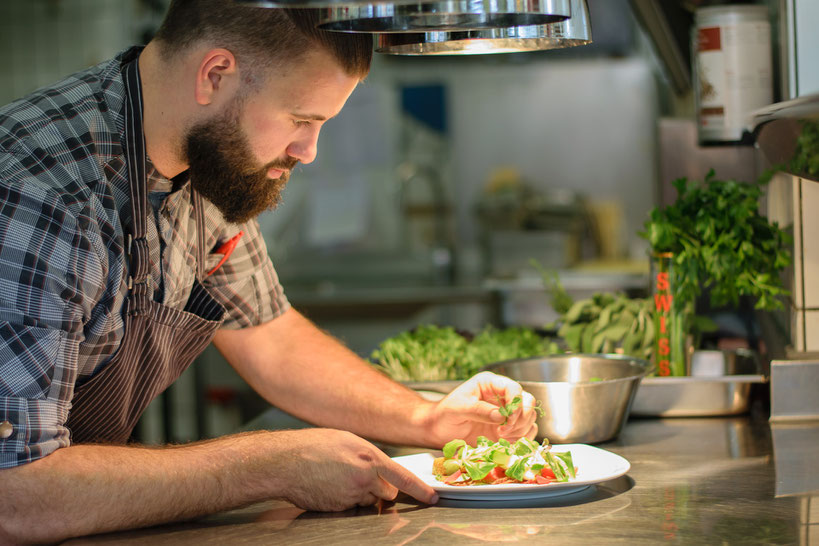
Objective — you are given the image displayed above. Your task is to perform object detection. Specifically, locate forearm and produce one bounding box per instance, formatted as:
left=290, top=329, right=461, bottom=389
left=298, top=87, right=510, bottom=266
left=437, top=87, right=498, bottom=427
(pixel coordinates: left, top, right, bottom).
left=214, top=310, right=441, bottom=448
left=1, top=431, right=288, bottom=544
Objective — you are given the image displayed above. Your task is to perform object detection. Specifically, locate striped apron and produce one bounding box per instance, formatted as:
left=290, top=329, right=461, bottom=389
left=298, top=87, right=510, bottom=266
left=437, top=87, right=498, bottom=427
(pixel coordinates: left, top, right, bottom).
left=65, top=52, right=226, bottom=444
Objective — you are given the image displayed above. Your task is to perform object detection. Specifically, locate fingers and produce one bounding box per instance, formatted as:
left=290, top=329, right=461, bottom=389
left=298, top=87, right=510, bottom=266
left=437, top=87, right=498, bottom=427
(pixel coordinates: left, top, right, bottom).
left=459, top=400, right=507, bottom=425
left=473, top=371, right=524, bottom=403
left=502, top=389, right=537, bottom=429
left=473, top=372, right=538, bottom=428
left=499, top=420, right=539, bottom=444
left=495, top=392, right=540, bottom=444
left=376, top=457, right=439, bottom=505
left=357, top=493, right=379, bottom=507
left=369, top=475, right=399, bottom=502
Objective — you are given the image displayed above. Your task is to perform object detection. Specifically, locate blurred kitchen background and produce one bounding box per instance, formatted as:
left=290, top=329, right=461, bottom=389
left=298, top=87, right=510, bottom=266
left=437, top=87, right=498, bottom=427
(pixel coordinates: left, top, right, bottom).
left=2, top=0, right=816, bottom=442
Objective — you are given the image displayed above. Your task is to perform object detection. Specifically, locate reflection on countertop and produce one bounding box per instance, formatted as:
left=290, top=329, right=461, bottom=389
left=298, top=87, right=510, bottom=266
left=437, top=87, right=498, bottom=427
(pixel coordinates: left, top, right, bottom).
left=66, top=415, right=819, bottom=545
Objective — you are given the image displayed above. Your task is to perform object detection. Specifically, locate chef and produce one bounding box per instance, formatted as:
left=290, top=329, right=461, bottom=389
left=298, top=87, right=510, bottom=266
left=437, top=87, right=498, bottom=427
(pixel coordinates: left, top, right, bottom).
left=0, top=1, right=538, bottom=542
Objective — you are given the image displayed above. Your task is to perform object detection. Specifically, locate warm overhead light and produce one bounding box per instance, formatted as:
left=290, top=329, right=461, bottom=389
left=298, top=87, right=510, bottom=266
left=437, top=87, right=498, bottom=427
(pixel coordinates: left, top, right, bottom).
left=375, top=0, right=590, bottom=54
left=235, top=0, right=589, bottom=56
left=316, top=0, right=571, bottom=33
left=234, top=0, right=411, bottom=6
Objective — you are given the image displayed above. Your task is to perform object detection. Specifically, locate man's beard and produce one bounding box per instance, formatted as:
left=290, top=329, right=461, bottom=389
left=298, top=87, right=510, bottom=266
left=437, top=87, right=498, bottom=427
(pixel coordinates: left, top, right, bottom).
left=183, top=107, right=298, bottom=224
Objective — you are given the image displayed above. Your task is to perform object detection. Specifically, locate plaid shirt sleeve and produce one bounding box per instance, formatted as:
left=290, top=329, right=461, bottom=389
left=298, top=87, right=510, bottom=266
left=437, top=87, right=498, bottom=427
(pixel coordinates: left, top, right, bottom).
left=0, top=145, right=111, bottom=468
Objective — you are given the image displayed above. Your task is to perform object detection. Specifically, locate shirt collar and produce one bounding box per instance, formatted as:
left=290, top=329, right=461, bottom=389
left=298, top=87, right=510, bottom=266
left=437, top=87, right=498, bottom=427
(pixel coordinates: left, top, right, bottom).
left=146, top=160, right=190, bottom=194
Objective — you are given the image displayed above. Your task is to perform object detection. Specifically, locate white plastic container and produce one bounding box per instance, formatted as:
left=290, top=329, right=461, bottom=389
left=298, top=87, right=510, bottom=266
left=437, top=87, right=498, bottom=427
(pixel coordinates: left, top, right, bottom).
left=693, top=5, right=773, bottom=144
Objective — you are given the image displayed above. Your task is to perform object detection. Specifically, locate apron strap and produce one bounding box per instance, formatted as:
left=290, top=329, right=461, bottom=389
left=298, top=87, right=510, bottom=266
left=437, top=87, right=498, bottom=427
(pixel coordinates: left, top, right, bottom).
left=193, top=190, right=207, bottom=281
left=121, top=56, right=152, bottom=309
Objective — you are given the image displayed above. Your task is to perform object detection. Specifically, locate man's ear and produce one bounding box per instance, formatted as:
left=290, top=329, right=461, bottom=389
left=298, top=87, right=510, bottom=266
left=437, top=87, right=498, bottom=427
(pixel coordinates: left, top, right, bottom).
left=194, top=49, right=238, bottom=106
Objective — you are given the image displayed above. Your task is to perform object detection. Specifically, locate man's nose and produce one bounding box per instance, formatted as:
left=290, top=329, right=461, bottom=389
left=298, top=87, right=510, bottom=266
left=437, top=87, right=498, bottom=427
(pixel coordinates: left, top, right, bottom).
left=286, top=128, right=320, bottom=165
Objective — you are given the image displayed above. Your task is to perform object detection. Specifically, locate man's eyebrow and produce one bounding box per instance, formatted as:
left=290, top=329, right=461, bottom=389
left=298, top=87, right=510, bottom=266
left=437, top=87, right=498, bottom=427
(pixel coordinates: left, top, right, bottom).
left=292, top=112, right=328, bottom=121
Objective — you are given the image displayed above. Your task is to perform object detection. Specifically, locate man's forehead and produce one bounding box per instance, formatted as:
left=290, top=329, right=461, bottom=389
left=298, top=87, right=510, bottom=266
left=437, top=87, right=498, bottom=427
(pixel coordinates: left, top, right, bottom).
left=255, top=57, right=358, bottom=118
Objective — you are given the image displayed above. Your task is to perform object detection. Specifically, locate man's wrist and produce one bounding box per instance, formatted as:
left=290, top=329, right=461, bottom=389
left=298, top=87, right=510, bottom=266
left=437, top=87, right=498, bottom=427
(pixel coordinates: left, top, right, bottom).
left=409, top=398, right=445, bottom=448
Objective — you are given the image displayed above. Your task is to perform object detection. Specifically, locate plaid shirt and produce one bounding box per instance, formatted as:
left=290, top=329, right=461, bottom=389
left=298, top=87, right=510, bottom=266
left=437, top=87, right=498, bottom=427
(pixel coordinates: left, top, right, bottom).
left=0, top=48, right=290, bottom=468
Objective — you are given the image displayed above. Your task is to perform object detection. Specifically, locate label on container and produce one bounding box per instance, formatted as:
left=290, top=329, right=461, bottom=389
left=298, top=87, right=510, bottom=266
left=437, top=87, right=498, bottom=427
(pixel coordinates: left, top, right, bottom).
left=654, top=269, right=673, bottom=376
left=695, top=19, right=772, bottom=142
left=651, top=254, right=687, bottom=376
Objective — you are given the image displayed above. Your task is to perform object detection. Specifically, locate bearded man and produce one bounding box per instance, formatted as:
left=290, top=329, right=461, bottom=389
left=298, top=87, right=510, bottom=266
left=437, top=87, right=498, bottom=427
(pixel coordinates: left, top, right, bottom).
left=0, top=2, right=538, bottom=542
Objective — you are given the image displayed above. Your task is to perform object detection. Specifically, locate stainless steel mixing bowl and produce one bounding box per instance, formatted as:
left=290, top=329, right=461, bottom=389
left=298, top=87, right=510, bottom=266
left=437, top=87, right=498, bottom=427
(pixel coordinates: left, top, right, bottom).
left=482, top=354, right=652, bottom=444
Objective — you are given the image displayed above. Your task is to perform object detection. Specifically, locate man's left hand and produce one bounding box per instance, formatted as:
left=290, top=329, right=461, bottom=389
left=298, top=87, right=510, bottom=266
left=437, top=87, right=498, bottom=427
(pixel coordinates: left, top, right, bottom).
left=425, top=371, right=538, bottom=446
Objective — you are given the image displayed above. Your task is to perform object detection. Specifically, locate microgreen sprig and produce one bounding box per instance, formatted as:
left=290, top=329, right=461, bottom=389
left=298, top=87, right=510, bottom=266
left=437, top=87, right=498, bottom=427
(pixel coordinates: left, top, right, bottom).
left=497, top=395, right=546, bottom=425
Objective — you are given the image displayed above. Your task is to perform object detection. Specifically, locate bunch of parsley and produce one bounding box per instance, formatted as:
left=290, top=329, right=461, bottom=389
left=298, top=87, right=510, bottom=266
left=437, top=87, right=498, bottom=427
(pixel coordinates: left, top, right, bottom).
left=640, top=170, right=791, bottom=311
left=790, top=119, right=819, bottom=178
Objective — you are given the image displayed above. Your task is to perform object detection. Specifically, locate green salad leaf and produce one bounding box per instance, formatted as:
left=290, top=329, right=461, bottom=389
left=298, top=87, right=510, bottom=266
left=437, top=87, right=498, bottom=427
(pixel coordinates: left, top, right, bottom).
left=370, top=324, right=559, bottom=382
left=437, top=437, right=577, bottom=485
left=504, top=457, right=530, bottom=482
left=498, top=396, right=522, bottom=421
left=497, top=395, right=546, bottom=424
left=464, top=460, right=497, bottom=481
left=443, top=439, right=467, bottom=458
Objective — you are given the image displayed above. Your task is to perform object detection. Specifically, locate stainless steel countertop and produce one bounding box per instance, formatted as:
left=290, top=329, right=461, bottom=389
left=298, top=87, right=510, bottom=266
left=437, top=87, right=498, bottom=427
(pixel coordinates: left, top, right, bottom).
left=67, top=415, right=819, bottom=544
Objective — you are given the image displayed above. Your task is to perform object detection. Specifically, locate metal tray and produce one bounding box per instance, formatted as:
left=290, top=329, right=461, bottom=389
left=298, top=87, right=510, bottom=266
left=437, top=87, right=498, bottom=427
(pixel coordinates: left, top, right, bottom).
left=630, top=374, right=767, bottom=417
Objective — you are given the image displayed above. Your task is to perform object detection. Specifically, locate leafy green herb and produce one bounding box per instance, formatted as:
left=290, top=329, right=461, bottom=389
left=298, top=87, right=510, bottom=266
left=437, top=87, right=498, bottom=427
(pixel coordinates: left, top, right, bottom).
left=370, top=324, right=559, bottom=382
left=369, top=325, right=467, bottom=382
left=788, top=119, right=819, bottom=179
left=640, top=170, right=791, bottom=311
left=531, top=259, right=573, bottom=315
left=498, top=395, right=522, bottom=422
left=496, top=395, right=546, bottom=425
left=466, top=327, right=560, bottom=374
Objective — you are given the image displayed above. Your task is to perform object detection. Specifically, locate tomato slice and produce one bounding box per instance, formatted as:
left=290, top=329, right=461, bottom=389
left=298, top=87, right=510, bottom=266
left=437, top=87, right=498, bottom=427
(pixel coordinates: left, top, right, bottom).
left=535, top=475, right=553, bottom=484
left=444, top=470, right=462, bottom=484
left=484, top=466, right=507, bottom=483
left=541, top=467, right=557, bottom=480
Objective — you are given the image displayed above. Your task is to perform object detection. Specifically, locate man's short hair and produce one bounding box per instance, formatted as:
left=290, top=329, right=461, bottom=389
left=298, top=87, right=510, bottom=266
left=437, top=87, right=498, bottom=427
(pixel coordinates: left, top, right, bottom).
left=152, top=1, right=372, bottom=80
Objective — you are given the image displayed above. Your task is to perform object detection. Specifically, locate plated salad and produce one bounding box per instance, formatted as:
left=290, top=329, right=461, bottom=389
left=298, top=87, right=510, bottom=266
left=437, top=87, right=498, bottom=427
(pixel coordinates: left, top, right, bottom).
left=433, top=436, right=577, bottom=486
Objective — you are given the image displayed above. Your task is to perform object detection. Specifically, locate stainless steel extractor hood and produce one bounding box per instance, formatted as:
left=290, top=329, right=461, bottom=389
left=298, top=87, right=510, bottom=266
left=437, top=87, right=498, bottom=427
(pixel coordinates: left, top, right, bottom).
left=316, top=0, right=570, bottom=33
left=375, top=0, right=590, bottom=55
left=236, top=0, right=592, bottom=55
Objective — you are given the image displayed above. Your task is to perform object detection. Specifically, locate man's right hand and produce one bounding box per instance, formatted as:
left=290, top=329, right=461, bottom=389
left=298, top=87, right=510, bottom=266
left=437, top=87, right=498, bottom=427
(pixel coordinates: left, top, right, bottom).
left=270, top=428, right=438, bottom=511
left=0, top=428, right=438, bottom=543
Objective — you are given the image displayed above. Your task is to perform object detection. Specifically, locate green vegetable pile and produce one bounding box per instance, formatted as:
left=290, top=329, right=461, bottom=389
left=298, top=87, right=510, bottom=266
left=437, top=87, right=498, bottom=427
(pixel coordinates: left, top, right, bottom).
left=535, top=262, right=654, bottom=360
left=640, top=170, right=791, bottom=311
left=555, top=292, right=654, bottom=360
left=370, top=324, right=559, bottom=382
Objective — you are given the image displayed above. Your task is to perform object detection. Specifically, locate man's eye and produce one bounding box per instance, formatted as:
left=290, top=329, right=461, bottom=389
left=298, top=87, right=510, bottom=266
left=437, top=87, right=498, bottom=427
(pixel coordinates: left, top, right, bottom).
left=293, top=119, right=311, bottom=127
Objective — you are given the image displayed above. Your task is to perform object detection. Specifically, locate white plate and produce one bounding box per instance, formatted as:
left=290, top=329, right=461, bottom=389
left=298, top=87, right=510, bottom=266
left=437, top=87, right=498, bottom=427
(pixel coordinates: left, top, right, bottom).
left=392, top=444, right=631, bottom=501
